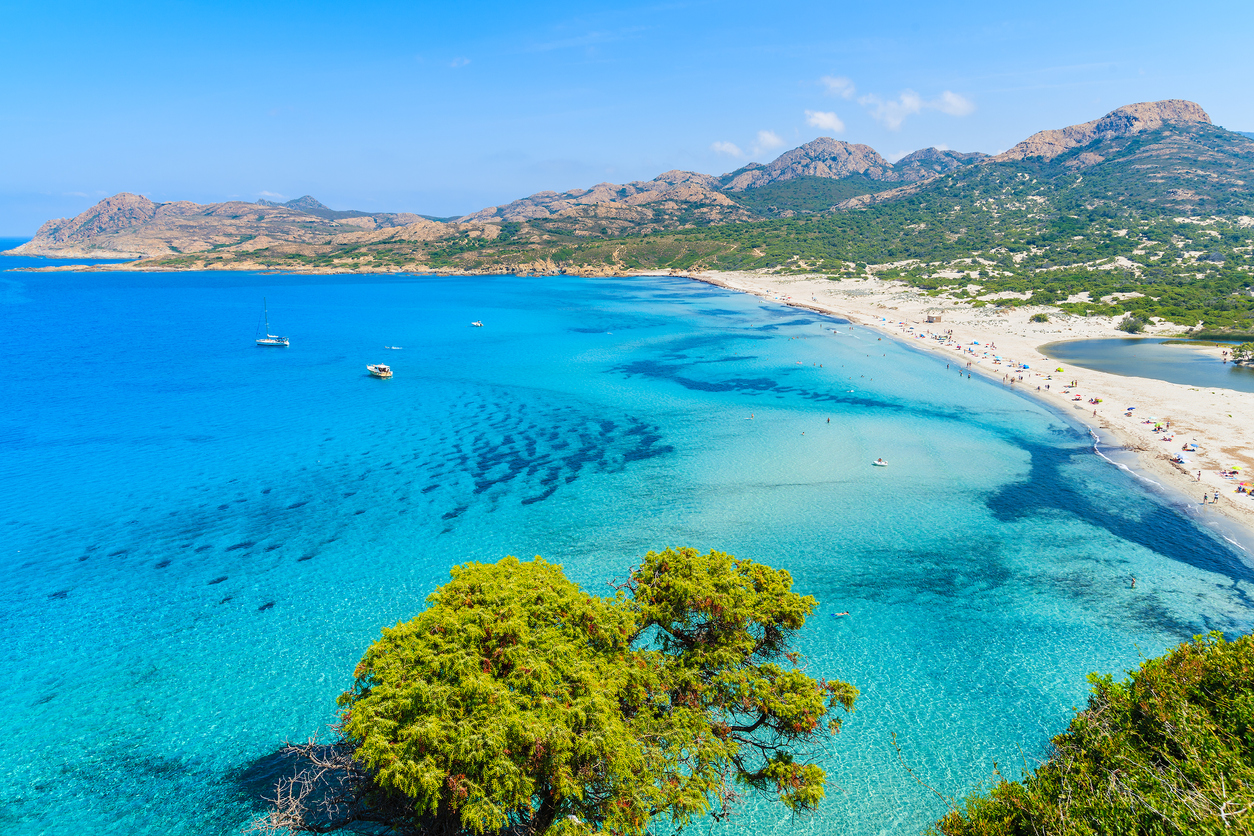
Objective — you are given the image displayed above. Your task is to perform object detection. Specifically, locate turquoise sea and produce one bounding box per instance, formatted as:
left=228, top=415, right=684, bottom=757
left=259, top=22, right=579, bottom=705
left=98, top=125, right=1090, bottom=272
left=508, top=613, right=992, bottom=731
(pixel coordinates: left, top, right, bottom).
left=2, top=248, right=1253, bottom=835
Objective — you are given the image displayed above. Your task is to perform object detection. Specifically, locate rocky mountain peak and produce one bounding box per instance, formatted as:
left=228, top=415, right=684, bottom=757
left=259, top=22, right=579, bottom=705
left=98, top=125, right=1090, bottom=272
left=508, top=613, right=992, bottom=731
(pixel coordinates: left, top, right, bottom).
left=994, top=99, right=1212, bottom=161
left=723, top=138, right=894, bottom=191
left=284, top=195, right=332, bottom=213
left=894, top=147, right=988, bottom=176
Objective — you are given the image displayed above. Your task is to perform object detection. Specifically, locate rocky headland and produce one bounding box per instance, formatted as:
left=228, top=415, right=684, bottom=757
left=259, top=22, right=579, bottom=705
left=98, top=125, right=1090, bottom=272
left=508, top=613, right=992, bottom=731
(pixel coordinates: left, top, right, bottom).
left=9, top=193, right=457, bottom=260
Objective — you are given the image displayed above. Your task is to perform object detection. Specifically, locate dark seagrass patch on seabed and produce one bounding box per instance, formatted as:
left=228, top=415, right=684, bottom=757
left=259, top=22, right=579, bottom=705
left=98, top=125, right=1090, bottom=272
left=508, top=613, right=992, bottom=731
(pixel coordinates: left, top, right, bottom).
left=987, top=440, right=1254, bottom=584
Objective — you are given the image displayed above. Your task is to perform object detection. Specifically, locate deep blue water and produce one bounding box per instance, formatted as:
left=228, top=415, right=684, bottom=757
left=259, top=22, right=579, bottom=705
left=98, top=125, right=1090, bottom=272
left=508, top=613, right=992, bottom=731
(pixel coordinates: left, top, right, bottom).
left=1042, top=336, right=1254, bottom=392
left=2, top=261, right=1252, bottom=836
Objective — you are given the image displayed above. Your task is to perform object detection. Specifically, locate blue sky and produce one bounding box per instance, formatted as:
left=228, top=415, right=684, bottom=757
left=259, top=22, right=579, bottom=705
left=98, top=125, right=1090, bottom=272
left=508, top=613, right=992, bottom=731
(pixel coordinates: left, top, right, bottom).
left=1, top=0, right=1250, bottom=233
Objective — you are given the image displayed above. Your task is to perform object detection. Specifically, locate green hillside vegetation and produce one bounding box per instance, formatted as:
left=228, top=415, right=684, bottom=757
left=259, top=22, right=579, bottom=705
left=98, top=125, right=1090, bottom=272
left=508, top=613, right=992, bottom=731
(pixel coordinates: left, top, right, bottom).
left=725, top=174, right=893, bottom=217
left=936, top=632, right=1254, bottom=836
left=152, top=125, right=1254, bottom=330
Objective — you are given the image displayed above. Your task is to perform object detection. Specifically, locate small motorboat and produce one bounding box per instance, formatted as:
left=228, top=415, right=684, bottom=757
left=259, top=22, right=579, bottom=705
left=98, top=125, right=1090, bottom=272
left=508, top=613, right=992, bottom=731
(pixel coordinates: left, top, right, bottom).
left=872, top=458, right=888, bottom=467
left=367, top=364, right=393, bottom=378
left=471, top=321, right=484, bottom=327
left=384, top=345, right=403, bottom=350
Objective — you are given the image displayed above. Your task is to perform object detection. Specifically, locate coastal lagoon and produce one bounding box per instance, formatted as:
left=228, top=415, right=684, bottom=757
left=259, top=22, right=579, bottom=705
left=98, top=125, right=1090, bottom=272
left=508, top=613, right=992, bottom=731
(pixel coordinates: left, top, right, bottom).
left=1042, top=336, right=1254, bottom=393
left=3, top=258, right=1253, bottom=836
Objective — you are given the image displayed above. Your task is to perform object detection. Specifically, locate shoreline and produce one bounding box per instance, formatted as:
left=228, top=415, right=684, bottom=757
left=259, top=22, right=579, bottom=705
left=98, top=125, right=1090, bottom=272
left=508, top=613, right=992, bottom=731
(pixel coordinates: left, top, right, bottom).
left=690, top=269, right=1254, bottom=557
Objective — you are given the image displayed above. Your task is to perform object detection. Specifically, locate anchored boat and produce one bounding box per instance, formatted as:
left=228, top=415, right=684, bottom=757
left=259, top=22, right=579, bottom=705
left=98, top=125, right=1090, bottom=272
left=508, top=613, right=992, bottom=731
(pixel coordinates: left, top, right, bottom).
left=367, top=364, right=393, bottom=378
left=255, top=298, right=289, bottom=347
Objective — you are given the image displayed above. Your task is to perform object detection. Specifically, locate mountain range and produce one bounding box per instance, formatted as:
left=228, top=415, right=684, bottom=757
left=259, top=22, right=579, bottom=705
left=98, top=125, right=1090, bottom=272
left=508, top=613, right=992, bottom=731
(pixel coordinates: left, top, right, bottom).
left=3, top=99, right=1248, bottom=269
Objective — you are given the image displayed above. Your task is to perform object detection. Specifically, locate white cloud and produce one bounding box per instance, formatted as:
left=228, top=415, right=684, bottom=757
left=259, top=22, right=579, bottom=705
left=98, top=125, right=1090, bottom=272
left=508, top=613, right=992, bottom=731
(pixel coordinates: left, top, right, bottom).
left=258, top=190, right=287, bottom=200
left=934, top=91, right=975, bottom=116
left=712, top=130, right=786, bottom=160
left=821, top=75, right=856, bottom=99
left=449, top=57, right=471, bottom=68
left=754, top=130, right=784, bottom=151
left=858, top=91, right=923, bottom=130
left=805, top=110, right=845, bottom=133
left=858, top=89, right=976, bottom=130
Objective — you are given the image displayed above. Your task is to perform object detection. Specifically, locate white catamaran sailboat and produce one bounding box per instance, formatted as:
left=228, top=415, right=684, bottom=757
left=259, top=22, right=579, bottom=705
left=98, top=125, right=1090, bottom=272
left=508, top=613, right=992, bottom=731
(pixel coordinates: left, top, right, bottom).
left=255, top=298, right=289, bottom=347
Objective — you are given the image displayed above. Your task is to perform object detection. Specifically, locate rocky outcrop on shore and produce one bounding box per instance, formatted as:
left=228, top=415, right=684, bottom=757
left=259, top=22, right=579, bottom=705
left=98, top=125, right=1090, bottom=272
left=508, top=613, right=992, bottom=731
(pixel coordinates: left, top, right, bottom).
left=993, top=100, right=1212, bottom=162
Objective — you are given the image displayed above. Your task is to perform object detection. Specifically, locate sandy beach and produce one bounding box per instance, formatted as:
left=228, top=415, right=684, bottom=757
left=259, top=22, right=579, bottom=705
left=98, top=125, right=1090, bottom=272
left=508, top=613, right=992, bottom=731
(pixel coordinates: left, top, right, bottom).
left=691, top=269, right=1254, bottom=550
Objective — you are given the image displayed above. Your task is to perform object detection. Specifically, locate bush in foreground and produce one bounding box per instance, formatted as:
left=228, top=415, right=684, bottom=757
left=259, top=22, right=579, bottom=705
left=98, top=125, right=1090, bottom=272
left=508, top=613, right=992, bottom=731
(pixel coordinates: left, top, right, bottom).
left=936, top=632, right=1254, bottom=836
left=256, top=549, right=856, bottom=835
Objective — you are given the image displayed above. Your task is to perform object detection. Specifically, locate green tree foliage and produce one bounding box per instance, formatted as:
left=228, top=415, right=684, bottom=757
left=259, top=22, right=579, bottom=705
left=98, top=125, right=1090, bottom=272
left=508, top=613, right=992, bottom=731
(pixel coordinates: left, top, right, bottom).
left=1117, top=313, right=1149, bottom=333
left=936, top=632, right=1254, bottom=836
left=1233, top=343, right=1254, bottom=364
left=258, top=549, right=855, bottom=836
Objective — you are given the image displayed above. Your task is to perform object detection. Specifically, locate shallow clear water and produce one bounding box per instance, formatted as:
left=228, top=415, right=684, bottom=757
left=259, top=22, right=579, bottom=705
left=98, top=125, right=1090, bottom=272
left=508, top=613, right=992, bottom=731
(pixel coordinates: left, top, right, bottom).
left=1042, top=336, right=1254, bottom=392
left=2, top=264, right=1252, bottom=836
